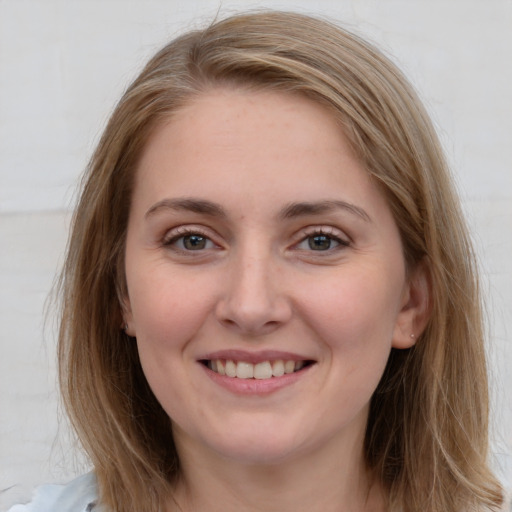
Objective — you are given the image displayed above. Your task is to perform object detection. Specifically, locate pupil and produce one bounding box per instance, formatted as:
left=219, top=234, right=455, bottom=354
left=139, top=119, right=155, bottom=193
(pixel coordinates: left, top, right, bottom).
left=184, top=235, right=206, bottom=250
left=309, top=235, right=331, bottom=250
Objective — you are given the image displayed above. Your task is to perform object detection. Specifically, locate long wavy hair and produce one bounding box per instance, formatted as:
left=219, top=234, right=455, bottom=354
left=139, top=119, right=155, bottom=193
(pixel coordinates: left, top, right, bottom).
left=58, top=11, right=504, bottom=512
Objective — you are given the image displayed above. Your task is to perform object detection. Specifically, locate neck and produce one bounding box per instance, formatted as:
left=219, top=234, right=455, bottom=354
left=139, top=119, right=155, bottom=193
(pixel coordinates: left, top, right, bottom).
left=169, top=424, right=386, bottom=512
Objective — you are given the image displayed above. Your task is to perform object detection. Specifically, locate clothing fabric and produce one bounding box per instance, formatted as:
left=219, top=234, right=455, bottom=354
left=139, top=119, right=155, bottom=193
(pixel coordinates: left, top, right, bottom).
left=7, top=473, right=99, bottom=512
left=7, top=470, right=511, bottom=511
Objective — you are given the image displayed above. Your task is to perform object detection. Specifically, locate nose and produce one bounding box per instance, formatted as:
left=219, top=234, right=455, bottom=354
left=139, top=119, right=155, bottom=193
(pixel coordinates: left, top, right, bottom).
left=215, top=249, right=293, bottom=336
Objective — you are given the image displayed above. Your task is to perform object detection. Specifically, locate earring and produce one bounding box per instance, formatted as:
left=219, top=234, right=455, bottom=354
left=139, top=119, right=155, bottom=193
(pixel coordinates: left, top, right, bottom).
left=410, top=333, right=415, bottom=339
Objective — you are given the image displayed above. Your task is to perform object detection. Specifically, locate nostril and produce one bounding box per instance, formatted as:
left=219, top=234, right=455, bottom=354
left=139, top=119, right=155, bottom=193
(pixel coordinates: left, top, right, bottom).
left=217, top=311, right=284, bottom=335
left=220, top=318, right=239, bottom=330
left=214, top=280, right=293, bottom=334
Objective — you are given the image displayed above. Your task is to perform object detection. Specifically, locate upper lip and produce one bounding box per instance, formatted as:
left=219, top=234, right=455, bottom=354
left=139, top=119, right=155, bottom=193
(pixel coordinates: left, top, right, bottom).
left=198, top=349, right=314, bottom=365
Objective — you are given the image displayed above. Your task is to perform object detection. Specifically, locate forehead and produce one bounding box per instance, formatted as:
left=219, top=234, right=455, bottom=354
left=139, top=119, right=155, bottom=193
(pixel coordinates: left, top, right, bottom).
left=130, top=88, right=389, bottom=222
left=144, top=88, right=346, bottom=155
left=137, top=90, right=355, bottom=176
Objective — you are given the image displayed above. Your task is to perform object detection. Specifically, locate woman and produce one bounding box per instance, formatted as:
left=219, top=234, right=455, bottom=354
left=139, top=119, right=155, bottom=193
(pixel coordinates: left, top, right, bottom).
left=12, top=10, right=505, bottom=512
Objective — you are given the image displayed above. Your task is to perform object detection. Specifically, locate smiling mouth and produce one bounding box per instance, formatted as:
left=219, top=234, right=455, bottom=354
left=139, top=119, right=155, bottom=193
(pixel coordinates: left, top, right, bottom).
left=201, top=359, right=315, bottom=379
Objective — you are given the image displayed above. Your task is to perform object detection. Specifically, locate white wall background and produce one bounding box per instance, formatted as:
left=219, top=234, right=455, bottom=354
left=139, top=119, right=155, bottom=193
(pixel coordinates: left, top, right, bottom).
left=1, top=0, right=511, bottom=509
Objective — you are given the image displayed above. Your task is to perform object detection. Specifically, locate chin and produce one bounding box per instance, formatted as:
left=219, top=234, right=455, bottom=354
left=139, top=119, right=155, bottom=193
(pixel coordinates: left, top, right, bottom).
left=215, top=440, right=301, bottom=466
left=204, top=422, right=311, bottom=466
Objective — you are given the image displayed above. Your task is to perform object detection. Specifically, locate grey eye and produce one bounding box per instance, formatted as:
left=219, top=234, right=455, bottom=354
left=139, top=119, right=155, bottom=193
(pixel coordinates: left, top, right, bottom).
left=181, top=234, right=210, bottom=250
left=308, top=235, right=335, bottom=251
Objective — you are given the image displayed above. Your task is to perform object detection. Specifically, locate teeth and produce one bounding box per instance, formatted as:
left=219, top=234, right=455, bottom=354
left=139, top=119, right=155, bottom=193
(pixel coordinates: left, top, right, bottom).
left=284, top=360, right=295, bottom=374
left=207, top=359, right=308, bottom=379
left=217, top=359, right=226, bottom=376
left=225, top=360, right=237, bottom=378
left=236, top=361, right=254, bottom=379
left=254, top=361, right=272, bottom=379
left=272, top=360, right=285, bottom=377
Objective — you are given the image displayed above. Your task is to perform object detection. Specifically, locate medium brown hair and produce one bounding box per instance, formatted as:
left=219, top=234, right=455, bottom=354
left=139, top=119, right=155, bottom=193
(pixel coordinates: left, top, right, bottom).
left=58, top=11, right=503, bottom=512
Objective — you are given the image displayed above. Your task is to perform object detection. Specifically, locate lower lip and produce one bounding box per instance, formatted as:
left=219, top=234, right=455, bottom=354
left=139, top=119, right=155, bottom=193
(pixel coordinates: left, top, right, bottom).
left=201, top=363, right=313, bottom=395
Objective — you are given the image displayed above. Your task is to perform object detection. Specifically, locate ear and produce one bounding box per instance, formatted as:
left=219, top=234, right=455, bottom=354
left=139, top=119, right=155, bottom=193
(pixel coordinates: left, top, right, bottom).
left=119, top=292, right=136, bottom=337
left=392, top=259, right=431, bottom=349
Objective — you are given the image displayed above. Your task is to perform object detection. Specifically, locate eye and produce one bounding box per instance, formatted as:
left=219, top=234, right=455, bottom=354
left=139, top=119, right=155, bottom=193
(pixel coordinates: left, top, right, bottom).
left=163, top=228, right=217, bottom=251
left=305, top=234, right=337, bottom=251
left=294, top=228, right=349, bottom=252
left=177, top=234, right=214, bottom=250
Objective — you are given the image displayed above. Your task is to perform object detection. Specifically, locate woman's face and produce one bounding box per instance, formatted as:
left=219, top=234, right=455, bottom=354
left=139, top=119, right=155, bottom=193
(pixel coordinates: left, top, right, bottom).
left=123, top=89, right=417, bottom=465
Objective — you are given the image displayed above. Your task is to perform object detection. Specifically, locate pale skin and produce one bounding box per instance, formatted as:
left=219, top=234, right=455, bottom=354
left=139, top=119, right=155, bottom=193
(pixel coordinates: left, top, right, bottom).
left=123, top=89, right=430, bottom=511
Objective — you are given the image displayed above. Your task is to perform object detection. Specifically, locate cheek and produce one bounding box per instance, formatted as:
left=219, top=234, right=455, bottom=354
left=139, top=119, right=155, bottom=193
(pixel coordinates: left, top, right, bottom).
left=128, top=273, right=212, bottom=418
left=298, top=268, right=402, bottom=359
left=127, top=266, right=215, bottom=344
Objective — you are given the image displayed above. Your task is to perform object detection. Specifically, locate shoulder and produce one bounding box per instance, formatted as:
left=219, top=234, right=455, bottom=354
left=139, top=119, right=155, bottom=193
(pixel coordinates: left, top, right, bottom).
left=7, top=473, right=99, bottom=512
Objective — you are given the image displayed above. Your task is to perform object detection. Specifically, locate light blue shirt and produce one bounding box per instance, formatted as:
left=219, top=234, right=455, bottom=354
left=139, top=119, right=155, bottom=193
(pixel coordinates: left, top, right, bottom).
left=7, top=467, right=511, bottom=511
left=7, top=474, right=99, bottom=512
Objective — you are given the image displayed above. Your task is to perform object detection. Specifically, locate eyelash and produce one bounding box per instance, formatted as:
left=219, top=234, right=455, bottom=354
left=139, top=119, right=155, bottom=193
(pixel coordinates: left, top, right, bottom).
left=162, top=226, right=219, bottom=252
left=294, top=227, right=350, bottom=253
left=162, top=225, right=350, bottom=254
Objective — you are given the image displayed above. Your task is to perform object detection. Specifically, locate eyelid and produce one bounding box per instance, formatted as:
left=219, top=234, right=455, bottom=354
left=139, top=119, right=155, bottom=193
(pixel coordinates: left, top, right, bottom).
left=161, top=224, right=350, bottom=252
left=289, top=225, right=351, bottom=256
left=294, top=225, right=350, bottom=245
left=162, top=225, right=221, bottom=248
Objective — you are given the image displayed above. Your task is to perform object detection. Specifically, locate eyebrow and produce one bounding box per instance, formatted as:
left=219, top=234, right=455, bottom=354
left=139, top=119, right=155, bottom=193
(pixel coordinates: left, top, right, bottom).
left=279, top=200, right=371, bottom=222
left=145, top=197, right=371, bottom=223
left=145, top=198, right=227, bottom=219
